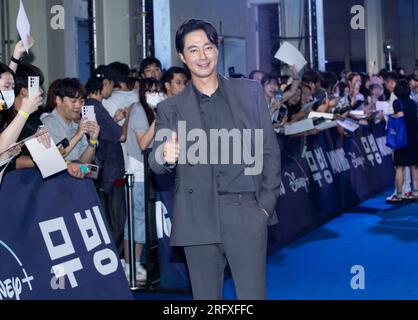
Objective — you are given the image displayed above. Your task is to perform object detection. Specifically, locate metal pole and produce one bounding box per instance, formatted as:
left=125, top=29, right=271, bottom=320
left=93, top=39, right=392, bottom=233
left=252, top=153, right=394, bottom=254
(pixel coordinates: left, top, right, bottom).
left=143, top=150, right=151, bottom=287
left=308, top=0, right=314, bottom=70
left=126, top=174, right=139, bottom=290
left=388, top=52, right=393, bottom=72
left=141, top=0, right=147, bottom=59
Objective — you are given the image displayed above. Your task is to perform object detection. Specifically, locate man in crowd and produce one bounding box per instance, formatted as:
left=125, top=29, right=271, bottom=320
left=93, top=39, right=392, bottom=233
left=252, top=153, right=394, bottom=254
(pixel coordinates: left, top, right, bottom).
left=43, top=78, right=100, bottom=164
left=161, top=67, right=190, bottom=99
left=139, top=57, right=163, bottom=81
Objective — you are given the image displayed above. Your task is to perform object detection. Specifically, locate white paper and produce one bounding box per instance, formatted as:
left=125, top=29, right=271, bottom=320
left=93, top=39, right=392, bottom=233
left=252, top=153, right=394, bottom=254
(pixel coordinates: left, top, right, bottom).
left=284, top=119, right=314, bottom=136
left=274, top=42, right=307, bottom=72
left=336, top=119, right=360, bottom=132
left=376, top=101, right=390, bottom=113
left=16, top=0, right=31, bottom=53
left=25, top=137, right=67, bottom=179
left=308, top=112, right=335, bottom=120
left=315, top=121, right=337, bottom=131
left=350, top=110, right=367, bottom=119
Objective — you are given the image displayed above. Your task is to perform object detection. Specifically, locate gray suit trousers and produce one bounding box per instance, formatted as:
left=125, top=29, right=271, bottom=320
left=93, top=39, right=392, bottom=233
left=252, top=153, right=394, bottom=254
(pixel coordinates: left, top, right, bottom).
left=184, top=193, right=268, bottom=300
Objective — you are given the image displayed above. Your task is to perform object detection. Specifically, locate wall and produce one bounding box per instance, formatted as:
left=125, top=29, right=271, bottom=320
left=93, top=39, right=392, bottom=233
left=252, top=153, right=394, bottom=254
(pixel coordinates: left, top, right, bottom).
left=168, top=0, right=259, bottom=76
left=323, top=0, right=367, bottom=73
left=95, top=0, right=132, bottom=67
left=384, top=0, right=418, bottom=72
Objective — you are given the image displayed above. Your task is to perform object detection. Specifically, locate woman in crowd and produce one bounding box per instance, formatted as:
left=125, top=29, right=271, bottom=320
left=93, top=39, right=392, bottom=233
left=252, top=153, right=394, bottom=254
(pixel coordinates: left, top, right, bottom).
left=123, top=77, right=159, bottom=282
left=347, top=72, right=365, bottom=110
left=0, top=62, right=43, bottom=155
left=387, top=80, right=418, bottom=203
left=1, top=64, right=48, bottom=172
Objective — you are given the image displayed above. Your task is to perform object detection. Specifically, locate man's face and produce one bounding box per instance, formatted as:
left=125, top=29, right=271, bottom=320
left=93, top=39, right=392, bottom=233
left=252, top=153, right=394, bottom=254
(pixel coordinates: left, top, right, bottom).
left=142, top=63, right=162, bottom=80
left=385, top=79, right=397, bottom=93
left=179, top=30, right=218, bottom=81
left=165, top=73, right=188, bottom=97
left=57, top=96, right=84, bottom=122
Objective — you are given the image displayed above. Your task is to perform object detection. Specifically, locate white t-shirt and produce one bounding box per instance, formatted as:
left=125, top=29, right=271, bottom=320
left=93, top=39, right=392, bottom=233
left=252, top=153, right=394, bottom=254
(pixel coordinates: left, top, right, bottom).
left=102, top=90, right=139, bottom=173
left=386, top=92, right=398, bottom=115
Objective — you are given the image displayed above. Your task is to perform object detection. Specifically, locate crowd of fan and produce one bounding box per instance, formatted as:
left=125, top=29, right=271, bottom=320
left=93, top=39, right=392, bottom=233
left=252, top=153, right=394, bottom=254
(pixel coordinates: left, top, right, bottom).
left=1, top=36, right=418, bottom=282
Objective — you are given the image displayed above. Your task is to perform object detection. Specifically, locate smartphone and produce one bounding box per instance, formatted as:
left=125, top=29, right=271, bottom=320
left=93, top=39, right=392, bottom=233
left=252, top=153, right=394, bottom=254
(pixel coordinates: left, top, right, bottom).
left=273, top=106, right=288, bottom=124
left=274, top=90, right=284, bottom=102
left=82, top=105, right=96, bottom=122
left=85, top=164, right=99, bottom=180
left=28, top=76, right=40, bottom=99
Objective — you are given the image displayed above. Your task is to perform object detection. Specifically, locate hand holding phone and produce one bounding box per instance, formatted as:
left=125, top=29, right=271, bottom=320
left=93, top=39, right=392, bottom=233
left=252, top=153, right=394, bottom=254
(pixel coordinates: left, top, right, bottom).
left=28, top=76, right=40, bottom=99
left=82, top=105, right=96, bottom=122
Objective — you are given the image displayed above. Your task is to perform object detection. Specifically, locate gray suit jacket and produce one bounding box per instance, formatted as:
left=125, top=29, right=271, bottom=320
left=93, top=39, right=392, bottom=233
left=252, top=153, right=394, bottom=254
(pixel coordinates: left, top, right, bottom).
left=149, top=76, right=281, bottom=247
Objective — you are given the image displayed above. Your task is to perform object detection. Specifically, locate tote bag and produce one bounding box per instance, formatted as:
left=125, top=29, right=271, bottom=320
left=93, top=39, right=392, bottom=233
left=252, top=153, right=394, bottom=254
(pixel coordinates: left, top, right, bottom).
left=386, top=99, right=407, bottom=150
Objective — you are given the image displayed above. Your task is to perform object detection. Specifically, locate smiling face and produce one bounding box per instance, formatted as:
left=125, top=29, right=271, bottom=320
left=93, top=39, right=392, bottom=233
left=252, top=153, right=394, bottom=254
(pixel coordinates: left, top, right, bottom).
left=179, top=30, right=218, bottom=82
left=56, top=95, right=85, bottom=122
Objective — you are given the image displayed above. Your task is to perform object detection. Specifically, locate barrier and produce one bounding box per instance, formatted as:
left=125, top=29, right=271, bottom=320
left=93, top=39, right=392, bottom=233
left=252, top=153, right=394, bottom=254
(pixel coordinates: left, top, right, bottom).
left=153, top=121, right=394, bottom=289
left=0, top=170, right=132, bottom=300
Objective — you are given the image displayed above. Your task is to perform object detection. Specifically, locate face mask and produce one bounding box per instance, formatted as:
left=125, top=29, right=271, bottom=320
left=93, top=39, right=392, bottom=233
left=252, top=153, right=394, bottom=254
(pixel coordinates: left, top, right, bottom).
left=0, top=90, right=15, bottom=110
left=146, top=92, right=165, bottom=108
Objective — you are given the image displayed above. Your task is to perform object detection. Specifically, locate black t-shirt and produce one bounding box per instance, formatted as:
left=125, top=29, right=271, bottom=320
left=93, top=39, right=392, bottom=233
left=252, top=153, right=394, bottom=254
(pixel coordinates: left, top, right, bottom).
left=4, top=110, right=43, bottom=172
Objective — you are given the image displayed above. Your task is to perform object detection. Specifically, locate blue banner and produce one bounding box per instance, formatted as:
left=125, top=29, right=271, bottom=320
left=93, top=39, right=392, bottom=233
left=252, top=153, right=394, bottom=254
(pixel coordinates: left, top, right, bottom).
left=153, top=122, right=394, bottom=289
left=154, top=171, right=190, bottom=290
left=0, top=170, right=132, bottom=300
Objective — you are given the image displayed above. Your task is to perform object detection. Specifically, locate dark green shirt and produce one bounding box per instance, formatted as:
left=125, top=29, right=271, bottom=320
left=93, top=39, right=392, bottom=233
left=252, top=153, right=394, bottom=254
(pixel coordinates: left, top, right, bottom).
left=193, top=81, right=256, bottom=195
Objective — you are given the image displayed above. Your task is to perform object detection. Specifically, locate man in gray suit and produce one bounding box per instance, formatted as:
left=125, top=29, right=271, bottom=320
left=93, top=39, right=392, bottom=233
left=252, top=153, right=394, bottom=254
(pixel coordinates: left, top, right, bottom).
left=149, top=19, right=281, bottom=300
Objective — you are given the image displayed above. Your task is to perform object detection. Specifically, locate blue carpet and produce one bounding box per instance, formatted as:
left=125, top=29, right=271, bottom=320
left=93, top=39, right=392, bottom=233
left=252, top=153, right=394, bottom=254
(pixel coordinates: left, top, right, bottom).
left=136, top=190, right=418, bottom=300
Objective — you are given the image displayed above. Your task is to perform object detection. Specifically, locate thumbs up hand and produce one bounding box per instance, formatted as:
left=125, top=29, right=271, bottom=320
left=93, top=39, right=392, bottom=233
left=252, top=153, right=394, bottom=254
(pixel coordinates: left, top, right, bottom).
left=163, top=131, right=180, bottom=164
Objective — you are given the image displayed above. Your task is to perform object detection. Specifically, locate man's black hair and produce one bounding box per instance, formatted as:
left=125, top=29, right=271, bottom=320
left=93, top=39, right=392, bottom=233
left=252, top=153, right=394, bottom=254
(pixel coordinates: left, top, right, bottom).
left=85, top=65, right=114, bottom=96
left=139, top=57, right=162, bottom=77
left=161, top=67, right=190, bottom=93
left=175, top=19, right=219, bottom=54
left=54, top=78, right=84, bottom=100
left=383, top=71, right=399, bottom=82
left=394, top=80, right=411, bottom=99
left=107, top=62, right=131, bottom=88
